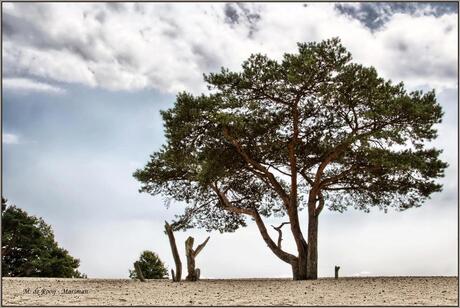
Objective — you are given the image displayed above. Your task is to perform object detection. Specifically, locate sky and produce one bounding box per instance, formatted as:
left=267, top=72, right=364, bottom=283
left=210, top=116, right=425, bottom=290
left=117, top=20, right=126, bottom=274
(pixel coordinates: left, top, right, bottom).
left=2, top=2, right=458, bottom=279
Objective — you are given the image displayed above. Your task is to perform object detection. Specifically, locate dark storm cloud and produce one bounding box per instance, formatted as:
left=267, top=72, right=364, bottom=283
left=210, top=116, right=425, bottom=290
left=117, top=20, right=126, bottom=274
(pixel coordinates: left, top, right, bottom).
left=335, top=2, right=458, bottom=30
left=224, top=4, right=240, bottom=24
left=223, top=3, right=261, bottom=37
left=238, top=3, right=261, bottom=25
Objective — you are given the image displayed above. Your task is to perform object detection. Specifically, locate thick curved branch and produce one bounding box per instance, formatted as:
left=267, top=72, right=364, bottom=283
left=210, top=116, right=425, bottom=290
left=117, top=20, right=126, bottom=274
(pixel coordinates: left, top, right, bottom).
left=210, top=184, right=256, bottom=216
left=210, top=183, right=297, bottom=265
left=313, top=142, right=350, bottom=188
left=253, top=211, right=297, bottom=264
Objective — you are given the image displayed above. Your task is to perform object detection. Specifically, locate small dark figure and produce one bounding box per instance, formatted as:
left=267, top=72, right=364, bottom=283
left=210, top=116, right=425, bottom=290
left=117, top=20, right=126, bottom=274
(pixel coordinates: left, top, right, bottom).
left=334, top=265, right=340, bottom=279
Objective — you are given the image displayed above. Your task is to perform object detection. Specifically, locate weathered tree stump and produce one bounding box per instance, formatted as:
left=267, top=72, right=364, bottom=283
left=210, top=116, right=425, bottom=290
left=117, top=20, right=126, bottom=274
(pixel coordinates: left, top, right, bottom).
left=164, top=221, right=182, bottom=282
left=185, top=236, right=210, bottom=281
left=334, top=265, right=340, bottom=279
left=134, top=261, right=145, bottom=282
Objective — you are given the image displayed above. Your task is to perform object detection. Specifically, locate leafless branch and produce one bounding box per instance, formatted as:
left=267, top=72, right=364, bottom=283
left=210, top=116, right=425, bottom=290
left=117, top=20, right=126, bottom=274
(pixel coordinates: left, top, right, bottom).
left=270, top=222, right=290, bottom=249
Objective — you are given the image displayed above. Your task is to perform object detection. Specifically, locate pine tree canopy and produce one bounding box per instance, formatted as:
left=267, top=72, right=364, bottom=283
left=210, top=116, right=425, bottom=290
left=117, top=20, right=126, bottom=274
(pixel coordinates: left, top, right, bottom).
left=134, top=38, right=447, bottom=233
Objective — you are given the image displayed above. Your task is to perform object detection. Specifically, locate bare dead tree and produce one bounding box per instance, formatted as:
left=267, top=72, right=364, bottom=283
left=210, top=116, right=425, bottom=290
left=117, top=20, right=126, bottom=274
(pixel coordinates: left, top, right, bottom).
left=164, top=221, right=182, bottom=282
left=185, top=236, right=210, bottom=281
left=335, top=265, right=340, bottom=279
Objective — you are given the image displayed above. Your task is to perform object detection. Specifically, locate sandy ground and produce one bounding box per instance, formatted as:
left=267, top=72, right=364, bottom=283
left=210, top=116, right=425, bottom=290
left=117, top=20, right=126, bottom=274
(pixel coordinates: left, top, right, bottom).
left=2, top=276, right=458, bottom=306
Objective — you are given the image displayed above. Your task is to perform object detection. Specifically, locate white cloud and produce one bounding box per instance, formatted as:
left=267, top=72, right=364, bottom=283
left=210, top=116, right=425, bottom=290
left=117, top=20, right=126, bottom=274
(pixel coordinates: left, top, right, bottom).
left=3, top=78, right=65, bottom=94
left=3, top=133, right=20, bottom=145
left=2, top=3, right=457, bottom=94
left=370, top=13, right=457, bottom=90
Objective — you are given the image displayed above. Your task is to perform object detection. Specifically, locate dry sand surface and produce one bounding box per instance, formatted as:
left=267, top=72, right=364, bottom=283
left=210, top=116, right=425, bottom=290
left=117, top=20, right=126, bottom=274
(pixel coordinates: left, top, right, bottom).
left=2, top=276, right=458, bottom=306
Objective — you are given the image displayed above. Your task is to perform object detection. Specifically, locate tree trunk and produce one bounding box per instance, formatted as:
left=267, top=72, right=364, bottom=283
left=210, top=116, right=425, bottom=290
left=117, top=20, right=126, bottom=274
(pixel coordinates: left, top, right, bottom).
left=185, top=236, right=210, bottom=281
left=287, top=206, right=308, bottom=280
left=296, top=248, right=308, bottom=280
left=291, top=263, right=298, bottom=280
left=164, top=221, right=182, bottom=282
left=306, top=213, right=318, bottom=279
left=185, top=237, right=197, bottom=281
left=335, top=265, right=340, bottom=279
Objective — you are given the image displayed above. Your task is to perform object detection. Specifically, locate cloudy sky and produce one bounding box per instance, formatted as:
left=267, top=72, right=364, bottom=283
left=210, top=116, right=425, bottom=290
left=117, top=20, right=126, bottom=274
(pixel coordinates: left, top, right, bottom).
left=2, top=2, right=458, bottom=279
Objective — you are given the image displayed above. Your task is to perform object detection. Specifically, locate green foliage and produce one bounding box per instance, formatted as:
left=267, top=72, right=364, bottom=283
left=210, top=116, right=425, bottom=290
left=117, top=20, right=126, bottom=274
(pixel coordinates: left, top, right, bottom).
left=134, top=38, right=447, bottom=231
left=1, top=198, right=84, bottom=278
left=129, top=250, right=168, bottom=279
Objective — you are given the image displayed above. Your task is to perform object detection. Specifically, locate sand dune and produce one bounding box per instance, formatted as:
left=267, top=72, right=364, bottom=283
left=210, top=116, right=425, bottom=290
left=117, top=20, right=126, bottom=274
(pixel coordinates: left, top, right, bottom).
left=2, top=276, right=458, bottom=306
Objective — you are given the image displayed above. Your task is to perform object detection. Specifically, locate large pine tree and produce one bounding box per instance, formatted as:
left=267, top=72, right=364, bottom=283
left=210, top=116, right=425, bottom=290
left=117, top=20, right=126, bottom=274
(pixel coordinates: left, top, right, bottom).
left=134, top=38, right=447, bottom=280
